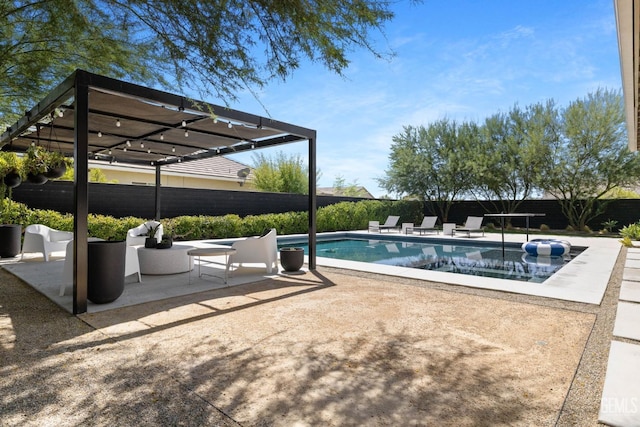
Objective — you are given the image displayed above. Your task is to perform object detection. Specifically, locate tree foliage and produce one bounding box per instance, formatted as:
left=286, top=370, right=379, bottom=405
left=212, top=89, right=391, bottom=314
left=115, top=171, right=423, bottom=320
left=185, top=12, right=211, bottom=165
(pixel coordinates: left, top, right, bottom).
left=379, top=119, right=478, bottom=221
left=333, top=175, right=369, bottom=197
left=539, top=88, right=640, bottom=230
left=1, top=0, right=395, bottom=125
left=471, top=101, right=558, bottom=214
left=251, top=151, right=310, bottom=194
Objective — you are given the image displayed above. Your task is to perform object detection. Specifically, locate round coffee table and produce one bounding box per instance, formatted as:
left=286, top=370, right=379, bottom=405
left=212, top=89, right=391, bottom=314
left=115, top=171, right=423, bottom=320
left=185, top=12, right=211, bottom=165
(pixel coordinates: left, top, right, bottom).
left=137, top=244, right=194, bottom=275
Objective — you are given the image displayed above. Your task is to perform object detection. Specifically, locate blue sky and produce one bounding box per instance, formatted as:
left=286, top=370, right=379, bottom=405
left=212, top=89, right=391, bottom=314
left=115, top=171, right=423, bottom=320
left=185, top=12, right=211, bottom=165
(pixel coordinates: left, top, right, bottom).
left=225, top=0, right=622, bottom=197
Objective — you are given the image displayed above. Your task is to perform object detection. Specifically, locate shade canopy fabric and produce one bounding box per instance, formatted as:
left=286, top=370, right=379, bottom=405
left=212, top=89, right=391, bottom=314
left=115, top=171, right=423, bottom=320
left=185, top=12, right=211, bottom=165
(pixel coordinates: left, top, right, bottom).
left=1, top=70, right=315, bottom=166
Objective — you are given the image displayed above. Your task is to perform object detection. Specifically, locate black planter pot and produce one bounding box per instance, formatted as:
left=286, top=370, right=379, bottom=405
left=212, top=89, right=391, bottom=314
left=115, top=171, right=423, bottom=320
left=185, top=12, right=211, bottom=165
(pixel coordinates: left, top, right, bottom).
left=87, top=240, right=126, bottom=304
left=144, top=237, right=157, bottom=248
left=44, top=163, right=67, bottom=179
left=279, top=247, right=304, bottom=272
left=26, top=172, right=48, bottom=185
left=0, top=224, right=22, bottom=258
left=3, top=172, right=22, bottom=188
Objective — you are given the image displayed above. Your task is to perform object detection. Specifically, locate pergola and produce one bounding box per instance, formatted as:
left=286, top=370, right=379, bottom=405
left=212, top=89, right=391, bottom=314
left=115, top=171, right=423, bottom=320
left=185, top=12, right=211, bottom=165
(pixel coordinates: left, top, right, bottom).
left=0, top=69, right=317, bottom=314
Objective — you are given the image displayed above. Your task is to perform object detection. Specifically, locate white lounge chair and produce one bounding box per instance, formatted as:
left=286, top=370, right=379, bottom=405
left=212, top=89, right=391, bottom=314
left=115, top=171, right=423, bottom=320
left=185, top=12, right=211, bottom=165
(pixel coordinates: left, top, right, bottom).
left=378, top=215, right=401, bottom=233
left=226, top=228, right=278, bottom=274
left=456, top=216, right=485, bottom=237
left=412, top=216, right=439, bottom=235
left=368, top=221, right=380, bottom=233
left=21, top=224, right=73, bottom=262
left=126, top=220, right=163, bottom=246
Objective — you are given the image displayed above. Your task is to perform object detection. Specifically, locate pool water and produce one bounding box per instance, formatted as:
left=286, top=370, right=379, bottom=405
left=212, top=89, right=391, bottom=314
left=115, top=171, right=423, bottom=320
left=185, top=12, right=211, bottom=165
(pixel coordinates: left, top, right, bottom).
left=280, top=237, right=585, bottom=283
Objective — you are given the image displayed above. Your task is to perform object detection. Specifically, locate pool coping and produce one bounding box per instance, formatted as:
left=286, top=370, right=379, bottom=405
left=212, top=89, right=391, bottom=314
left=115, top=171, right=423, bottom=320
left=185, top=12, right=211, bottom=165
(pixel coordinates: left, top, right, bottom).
left=273, top=231, right=620, bottom=305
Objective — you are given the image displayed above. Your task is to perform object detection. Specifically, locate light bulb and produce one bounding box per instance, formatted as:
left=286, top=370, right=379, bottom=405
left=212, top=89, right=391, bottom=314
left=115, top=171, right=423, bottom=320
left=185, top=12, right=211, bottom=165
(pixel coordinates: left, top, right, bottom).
left=58, top=110, right=64, bottom=117
left=140, top=142, right=144, bottom=148
left=116, top=119, right=121, bottom=127
left=98, top=131, right=102, bottom=138
left=213, top=118, right=218, bottom=124
left=123, top=147, right=127, bottom=152
left=182, top=120, right=187, bottom=127
left=147, top=148, right=151, bottom=154
left=126, top=140, right=131, bottom=147
left=184, top=129, right=189, bottom=137
left=171, top=146, right=175, bottom=153
left=108, top=149, right=112, bottom=155
left=227, top=122, right=232, bottom=128
left=160, top=133, right=164, bottom=141
left=251, top=143, right=255, bottom=149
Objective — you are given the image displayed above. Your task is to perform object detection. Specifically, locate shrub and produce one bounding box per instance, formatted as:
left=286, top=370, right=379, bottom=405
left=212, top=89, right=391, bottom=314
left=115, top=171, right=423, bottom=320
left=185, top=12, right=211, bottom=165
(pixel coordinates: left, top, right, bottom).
left=540, top=224, right=550, bottom=231
left=620, top=222, right=640, bottom=240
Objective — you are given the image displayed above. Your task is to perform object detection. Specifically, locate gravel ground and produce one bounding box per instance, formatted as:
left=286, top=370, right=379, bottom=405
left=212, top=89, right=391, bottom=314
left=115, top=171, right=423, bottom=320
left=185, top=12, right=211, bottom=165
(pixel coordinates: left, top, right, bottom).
left=0, top=247, right=624, bottom=426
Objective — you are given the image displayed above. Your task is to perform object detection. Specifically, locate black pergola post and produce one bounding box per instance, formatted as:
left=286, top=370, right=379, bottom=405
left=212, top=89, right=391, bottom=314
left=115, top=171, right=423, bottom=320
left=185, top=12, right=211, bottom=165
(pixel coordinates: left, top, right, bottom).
left=73, top=74, right=90, bottom=314
left=308, top=133, right=317, bottom=270
left=155, top=165, right=161, bottom=220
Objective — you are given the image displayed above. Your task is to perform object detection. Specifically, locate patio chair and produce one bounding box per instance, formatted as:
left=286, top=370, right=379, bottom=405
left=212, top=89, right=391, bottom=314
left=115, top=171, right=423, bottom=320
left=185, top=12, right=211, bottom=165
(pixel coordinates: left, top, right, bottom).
left=226, top=228, right=278, bottom=274
left=412, top=216, right=439, bottom=235
left=126, top=220, right=163, bottom=246
left=60, top=239, right=141, bottom=296
left=21, top=224, right=74, bottom=262
left=378, top=215, right=401, bottom=233
left=456, top=216, right=485, bottom=237
left=368, top=221, right=380, bottom=233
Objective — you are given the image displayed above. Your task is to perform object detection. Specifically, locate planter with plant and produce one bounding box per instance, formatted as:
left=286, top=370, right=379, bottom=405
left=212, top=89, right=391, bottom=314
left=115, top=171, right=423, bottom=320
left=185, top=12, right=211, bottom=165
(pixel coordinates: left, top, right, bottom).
left=0, top=152, right=23, bottom=190
left=44, top=151, right=67, bottom=179
left=23, top=145, right=49, bottom=184
left=144, top=222, right=161, bottom=248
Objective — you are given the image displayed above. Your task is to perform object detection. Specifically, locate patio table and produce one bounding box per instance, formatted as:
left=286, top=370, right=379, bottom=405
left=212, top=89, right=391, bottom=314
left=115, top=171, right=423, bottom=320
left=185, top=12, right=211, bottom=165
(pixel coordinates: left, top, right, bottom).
left=187, top=246, right=236, bottom=284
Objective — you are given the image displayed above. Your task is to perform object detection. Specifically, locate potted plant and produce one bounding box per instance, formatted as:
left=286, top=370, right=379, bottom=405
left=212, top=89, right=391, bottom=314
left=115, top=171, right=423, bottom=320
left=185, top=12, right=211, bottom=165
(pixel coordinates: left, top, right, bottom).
left=0, top=152, right=23, bottom=189
left=44, top=151, right=67, bottom=179
left=0, top=153, right=24, bottom=257
left=144, top=222, right=161, bottom=248
left=23, top=145, right=49, bottom=184
left=279, top=247, right=305, bottom=272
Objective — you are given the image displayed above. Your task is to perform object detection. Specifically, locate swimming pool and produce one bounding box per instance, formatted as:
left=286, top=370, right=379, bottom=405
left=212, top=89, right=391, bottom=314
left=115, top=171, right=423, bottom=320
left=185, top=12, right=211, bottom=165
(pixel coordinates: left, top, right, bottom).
left=279, top=235, right=585, bottom=283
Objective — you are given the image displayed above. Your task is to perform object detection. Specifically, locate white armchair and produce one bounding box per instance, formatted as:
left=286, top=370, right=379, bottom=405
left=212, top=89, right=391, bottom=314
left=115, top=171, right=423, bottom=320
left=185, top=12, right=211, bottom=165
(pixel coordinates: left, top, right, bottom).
left=21, top=224, right=73, bottom=262
left=226, top=228, right=278, bottom=274
left=126, top=220, right=163, bottom=246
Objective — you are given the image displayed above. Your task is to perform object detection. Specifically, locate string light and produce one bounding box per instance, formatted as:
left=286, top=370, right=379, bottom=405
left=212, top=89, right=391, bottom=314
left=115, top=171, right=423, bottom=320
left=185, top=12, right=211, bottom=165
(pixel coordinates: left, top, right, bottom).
left=140, top=142, right=144, bottom=148
left=108, top=149, right=112, bottom=155
left=227, top=122, right=232, bottom=128
left=184, top=129, right=189, bottom=137
left=160, top=133, right=164, bottom=141
left=171, top=146, right=176, bottom=153
left=182, top=120, right=187, bottom=127
left=213, top=118, right=218, bottom=124
left=98, top=131, right=102, bottom=138
left=126, top=140, right=131, bottom=147
left=116, top=119, right=121, bottom=127
left=147, top=148, right=151, bottom=154
left=123, top=147, right=127, bottom=152
left=57, top=109, right=64, bottom=118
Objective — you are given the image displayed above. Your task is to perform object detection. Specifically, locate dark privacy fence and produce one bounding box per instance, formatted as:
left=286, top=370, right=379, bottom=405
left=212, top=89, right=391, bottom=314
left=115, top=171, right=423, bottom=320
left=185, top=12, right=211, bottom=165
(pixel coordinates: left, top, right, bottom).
left=11, top=181, right=640, bottom=230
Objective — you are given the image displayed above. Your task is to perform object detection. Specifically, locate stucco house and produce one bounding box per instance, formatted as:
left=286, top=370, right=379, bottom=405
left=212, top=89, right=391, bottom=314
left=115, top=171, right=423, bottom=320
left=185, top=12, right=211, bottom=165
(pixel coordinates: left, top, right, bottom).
left=88, top=156, right=253, bottom=190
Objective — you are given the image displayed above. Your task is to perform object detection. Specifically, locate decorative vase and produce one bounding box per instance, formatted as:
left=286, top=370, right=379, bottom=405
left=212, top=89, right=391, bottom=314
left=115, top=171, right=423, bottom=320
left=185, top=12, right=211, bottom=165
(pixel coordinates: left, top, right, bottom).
left=144, top=237, right=157, bottom=248
left=88, top=241, right=125, bottom=304
left=26, top=172, right=48, bottom=185
left=3, top=172, right=22, bottom=188
left=44, top=163, right=67, bottom=179
left=279, top=247, right=304, bottom=272
left=0, top=224, right=22, bottom=258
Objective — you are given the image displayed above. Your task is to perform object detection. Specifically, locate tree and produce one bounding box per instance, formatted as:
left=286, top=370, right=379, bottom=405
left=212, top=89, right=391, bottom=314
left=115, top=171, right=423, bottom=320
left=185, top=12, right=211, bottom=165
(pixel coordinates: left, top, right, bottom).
left=540, top=88, right=640, bottom=230
left=333, top=175, right=369, bottom=197
left=379, top=119, right=478, bottom=221
left=471, top=101, right=558, bottom=215
left=251, top=151, right=311, bottom=194
left=1, top=0, right=395, bottom=124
